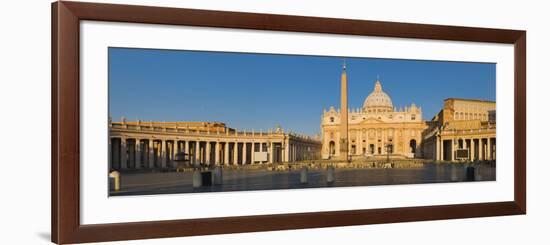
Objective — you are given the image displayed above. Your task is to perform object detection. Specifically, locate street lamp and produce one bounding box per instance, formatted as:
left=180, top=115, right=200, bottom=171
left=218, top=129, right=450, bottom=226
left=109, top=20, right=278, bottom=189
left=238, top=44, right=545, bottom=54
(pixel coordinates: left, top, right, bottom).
left=385, top=139, right=393, bottom=164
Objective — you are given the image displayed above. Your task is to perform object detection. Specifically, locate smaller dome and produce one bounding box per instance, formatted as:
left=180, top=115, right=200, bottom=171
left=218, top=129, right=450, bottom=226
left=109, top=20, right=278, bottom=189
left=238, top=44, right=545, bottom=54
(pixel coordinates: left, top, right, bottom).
left=363, top=80, right=393, bottom=112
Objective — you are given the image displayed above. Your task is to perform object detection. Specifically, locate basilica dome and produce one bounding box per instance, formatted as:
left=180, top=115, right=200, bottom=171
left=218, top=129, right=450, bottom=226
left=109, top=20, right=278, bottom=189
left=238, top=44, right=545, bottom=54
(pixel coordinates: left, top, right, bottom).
left=363, top=80, right=393, bottom=112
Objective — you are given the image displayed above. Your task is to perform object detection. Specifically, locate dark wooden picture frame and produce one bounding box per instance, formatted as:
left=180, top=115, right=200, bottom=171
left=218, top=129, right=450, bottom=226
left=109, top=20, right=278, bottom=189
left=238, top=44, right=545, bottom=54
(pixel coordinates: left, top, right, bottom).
left=51, top=1, right=526, bottom=244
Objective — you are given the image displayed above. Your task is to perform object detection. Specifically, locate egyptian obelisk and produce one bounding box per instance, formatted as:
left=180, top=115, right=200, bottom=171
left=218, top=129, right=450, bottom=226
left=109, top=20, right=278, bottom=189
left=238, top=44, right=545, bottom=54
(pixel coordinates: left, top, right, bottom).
left=339, top=62, right=349, bottom=162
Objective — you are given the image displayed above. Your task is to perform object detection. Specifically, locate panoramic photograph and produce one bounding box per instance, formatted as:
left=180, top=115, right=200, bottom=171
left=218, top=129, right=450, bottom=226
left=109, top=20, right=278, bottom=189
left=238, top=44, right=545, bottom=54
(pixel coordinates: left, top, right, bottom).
left=107, top=47, right=496, bottom=196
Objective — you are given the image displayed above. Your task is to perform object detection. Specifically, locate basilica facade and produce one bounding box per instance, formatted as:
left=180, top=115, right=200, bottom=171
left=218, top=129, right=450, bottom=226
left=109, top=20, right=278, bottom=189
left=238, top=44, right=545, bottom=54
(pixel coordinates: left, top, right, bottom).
left=320, top=65, right=428, bottom=160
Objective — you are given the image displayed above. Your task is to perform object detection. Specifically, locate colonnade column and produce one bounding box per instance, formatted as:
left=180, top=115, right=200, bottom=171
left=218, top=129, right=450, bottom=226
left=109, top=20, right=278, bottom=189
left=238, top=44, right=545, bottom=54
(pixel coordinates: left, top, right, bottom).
left=108, top=139, right=112, bottom=170
left=135, top=139, right=141, bottom=169
left=214, top=142, right=220, bottom=165
left=121, top=137, right=127, bottom=169
left=494, top=138, right=497, bottom=160
left=161, top=140, right=167, bottom=168
left=487, top=138, right=492, bottom=160
left=251, top=142, right=255, bottom=164
left=243, top=142, right=248, bottom=165
left=205, top=141, right=211, bottom=165
left=184, top=141, right=189, bottom=162
left=233, top=142, right=239, bottom=165
left=148, top=140, right=154, bottom=168
left=224, top=142, right=229, bottom=165
left=294, top=144, right=297, bottom=162
left=284, top=139, right=290, bottom=162
left=478, top=138, right=482, bottom=161
left=470, top=139, right=475, bottom=161
left=269, top=142, right=274, bottom=164
left=193, top=141, right=200, bottom=163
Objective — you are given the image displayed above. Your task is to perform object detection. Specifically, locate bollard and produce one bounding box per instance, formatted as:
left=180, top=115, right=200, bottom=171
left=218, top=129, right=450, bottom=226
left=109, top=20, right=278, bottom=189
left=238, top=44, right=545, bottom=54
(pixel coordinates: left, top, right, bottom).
left=300, top=167, right=308, bottom=184
left=109, top=171, right=120, bottom=191
left=466, top=166, right=476, bottom=181
left=327, top=166, right=335, bottom=183
left=450, top=167, right=458, bottom=181
left=201, top=171, right=213, bottom=186
left=193, top=170, right=202, bottom=188
left=213, top=166, right=223, bottom=185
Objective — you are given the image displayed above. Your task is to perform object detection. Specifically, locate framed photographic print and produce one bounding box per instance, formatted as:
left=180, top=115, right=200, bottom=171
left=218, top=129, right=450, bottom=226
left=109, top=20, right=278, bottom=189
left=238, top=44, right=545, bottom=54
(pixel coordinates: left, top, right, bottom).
left=51, top=1, right=526, bottom=244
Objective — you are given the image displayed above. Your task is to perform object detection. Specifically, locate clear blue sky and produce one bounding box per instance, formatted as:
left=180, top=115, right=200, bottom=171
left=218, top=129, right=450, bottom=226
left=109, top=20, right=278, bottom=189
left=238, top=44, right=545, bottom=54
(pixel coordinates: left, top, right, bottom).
left=109, top=47, right=495, bottom=136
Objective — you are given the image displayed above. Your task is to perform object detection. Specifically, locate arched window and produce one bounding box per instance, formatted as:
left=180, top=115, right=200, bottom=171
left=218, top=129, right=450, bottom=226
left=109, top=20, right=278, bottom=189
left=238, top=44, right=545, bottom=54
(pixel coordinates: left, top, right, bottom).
left=330, top=117, right=334, bottom=123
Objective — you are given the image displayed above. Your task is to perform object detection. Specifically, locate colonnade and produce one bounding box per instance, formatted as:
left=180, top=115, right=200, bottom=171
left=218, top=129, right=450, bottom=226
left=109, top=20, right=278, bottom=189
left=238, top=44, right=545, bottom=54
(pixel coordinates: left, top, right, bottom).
left=110, top=137, right=322, bottom=171
left=435, top=136, right=496, bottom=162
left=288, top=143, right=320, bottom=162
left=110, top=137, right=286, bottom=170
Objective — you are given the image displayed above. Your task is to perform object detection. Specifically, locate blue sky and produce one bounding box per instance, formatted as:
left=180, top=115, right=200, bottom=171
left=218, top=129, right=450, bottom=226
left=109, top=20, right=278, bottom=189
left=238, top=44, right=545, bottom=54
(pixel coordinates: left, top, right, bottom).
left=109, top=47, right=495, bottom=136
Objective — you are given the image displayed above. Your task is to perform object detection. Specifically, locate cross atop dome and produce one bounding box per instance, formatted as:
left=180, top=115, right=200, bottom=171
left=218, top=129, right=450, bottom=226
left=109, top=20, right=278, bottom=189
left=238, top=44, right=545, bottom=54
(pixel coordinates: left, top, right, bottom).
left=363, top=79, right=393, bottom=112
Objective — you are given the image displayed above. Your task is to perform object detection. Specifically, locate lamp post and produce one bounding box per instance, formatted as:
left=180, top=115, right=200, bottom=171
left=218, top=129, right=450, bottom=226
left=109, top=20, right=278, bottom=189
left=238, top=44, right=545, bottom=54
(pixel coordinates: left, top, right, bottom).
left=385, top=139, right=393, bottom=164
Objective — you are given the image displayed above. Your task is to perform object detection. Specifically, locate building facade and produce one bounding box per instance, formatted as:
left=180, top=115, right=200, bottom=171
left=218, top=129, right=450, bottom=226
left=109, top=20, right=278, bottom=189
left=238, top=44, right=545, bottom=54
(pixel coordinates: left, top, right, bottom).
left=421, top=98, right=496, bottom=162
left=321, top=65, right=428, bottom=160
left=109, top=121, right=321, bottom=171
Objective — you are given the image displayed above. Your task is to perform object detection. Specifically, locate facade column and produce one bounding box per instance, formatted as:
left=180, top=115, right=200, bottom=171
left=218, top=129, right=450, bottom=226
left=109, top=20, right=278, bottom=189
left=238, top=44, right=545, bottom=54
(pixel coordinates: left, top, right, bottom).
left=487, top=137, right=492, bottom=160
left=148, top=140, right=154, bottom=168
left=205, top=141, right=211, bottom=165
left=380, top=130, right=385, bottom=155
left=359, top=130, right=363, bottom=155
left=161, top=140, right=167, bottom=168
left=224, top=142, right=230, bottom=165
left=121, top=137, right=127, bottom=169
left=135, top=139, right=141, bottom=169
left=215, top=141, right=220, bottom=165
left=195, top=141, right=200, bottom=164
left=233, top=142, right=239, bottom=165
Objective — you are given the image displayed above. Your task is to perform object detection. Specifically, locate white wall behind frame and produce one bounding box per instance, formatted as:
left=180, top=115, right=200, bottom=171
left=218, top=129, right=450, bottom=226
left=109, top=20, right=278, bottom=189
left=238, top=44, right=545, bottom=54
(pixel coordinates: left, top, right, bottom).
left=1, top=0, right=547, bottom=245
